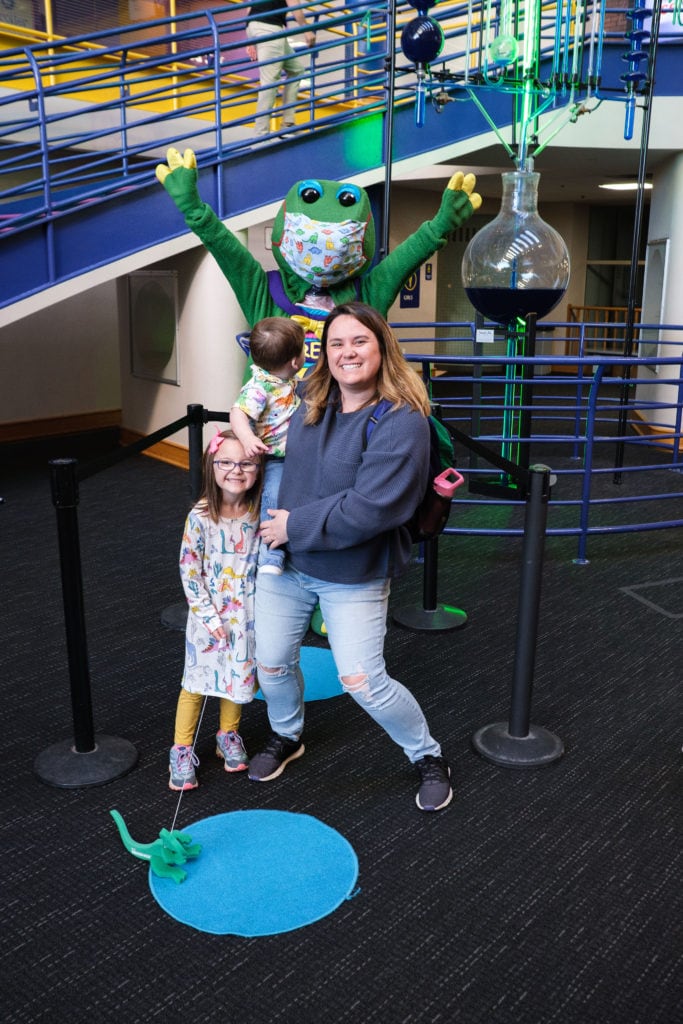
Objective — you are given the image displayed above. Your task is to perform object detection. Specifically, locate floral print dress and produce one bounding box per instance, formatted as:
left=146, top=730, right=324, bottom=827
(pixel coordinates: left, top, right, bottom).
left=179, top=506, right=259, bottom=703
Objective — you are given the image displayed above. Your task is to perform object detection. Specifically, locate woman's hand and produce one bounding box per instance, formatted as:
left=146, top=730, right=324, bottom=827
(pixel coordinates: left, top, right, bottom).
left=260, top=509, right=290, bottom=548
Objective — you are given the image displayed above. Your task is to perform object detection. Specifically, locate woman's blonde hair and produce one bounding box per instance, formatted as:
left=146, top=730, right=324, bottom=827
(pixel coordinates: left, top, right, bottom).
left=196, top=429, right=263, bottom=523
left=303, top=301, right=431, bottom=424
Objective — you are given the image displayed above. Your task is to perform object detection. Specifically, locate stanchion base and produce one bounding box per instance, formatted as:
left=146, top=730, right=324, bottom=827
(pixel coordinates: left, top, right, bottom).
left=161, top=602, right=188, bottom=631
left=472, top=722, right=564, bottom=768
left=34, top=734, right=139, bottom=788
left=392, top=605, right=467, bottom=632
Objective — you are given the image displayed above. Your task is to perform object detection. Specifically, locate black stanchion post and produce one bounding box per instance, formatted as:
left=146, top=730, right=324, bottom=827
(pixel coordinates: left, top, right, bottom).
left=392, top=536, right=467, bottom=632
left=34, top=459, right=138, bottom=787
left=187, top=402, right=205, bottom=501
left=472, top=465, right=564, bottom=767
left=51, top=458, right=95, bottom=752
left=161, top=404, right=207, bottom=631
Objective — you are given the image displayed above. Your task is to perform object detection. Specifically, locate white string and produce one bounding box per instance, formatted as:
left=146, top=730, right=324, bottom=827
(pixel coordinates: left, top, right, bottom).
left=169, top=693, right=209, bottom=834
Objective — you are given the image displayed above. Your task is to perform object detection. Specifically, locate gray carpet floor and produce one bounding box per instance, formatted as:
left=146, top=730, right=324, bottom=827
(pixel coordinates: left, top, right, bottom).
left=1, top=432, right=681, bottom=1024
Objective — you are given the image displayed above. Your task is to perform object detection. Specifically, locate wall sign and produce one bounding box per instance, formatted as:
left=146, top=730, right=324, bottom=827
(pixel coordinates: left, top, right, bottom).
left=400, top=270, right=420, bottom=309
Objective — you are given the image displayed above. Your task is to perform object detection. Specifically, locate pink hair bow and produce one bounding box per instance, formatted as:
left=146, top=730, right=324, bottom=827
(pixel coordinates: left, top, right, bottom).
left=207, top=428, right=224, bottom=454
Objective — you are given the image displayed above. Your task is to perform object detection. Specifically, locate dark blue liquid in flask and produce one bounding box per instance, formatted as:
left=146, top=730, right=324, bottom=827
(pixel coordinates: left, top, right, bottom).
left=462, top=171, right=570, bottom=325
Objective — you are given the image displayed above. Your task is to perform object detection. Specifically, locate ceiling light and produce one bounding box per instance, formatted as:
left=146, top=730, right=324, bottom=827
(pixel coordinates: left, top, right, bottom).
left=599, top=182, right=652, bottom=191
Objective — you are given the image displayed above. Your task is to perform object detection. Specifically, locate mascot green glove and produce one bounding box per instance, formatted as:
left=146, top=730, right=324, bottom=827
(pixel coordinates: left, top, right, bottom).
left=156, top=147, right=481, bottom=344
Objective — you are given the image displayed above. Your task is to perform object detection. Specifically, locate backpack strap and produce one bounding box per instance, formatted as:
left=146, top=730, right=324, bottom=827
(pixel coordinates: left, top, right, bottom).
left=364, top=399, right=393, bottom=448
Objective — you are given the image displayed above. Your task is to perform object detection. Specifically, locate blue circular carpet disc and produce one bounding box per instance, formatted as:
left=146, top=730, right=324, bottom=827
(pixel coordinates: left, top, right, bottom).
left=149, top=810, right=359, bottom=936
left=254, top=645, right=343, bottom=702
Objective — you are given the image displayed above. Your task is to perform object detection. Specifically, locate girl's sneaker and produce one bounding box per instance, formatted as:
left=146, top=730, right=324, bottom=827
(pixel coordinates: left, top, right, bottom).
left=216, top=730, right=249, bottom=772
left=169, top=744, right=199, bottom=791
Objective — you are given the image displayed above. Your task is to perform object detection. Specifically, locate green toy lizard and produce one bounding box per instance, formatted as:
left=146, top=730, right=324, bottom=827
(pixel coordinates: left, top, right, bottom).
left=110, top=809, right=201, bottom=884
left=155, top=147, right=482, bottom=338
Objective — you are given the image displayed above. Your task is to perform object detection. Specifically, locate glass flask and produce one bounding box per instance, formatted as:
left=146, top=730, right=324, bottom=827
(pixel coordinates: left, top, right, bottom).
left=462, top=170, right=570, bottom=325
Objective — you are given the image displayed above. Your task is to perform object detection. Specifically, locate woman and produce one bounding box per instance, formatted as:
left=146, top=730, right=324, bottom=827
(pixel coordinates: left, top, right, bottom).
left=249, top=302, right=452, bottom=811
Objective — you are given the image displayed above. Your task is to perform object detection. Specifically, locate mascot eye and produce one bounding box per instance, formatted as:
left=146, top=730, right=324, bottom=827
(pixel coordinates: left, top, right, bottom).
left=298, top=180, right=323, bottom=204
left=336, top=184, right=361, bottom=208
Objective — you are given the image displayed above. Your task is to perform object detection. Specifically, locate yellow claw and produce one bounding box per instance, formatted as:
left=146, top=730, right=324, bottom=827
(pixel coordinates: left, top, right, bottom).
left=155, top=146, right=197, bottom=185
left=447, top=170, right=482, bottom=211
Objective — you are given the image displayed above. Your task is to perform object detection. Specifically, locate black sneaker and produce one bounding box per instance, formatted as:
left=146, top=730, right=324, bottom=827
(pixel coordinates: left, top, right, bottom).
left=415, top=755, right=452, bottom=811
left=248, top=733, right=305, bottom=782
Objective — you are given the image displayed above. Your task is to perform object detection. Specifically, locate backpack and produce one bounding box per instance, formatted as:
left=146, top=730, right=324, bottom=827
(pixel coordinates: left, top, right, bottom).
left=365, top=401, right=463, bottom=543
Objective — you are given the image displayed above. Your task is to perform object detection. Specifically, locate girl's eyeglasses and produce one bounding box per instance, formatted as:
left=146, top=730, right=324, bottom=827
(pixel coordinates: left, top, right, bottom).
left=213, top=459, right=259, bottom=472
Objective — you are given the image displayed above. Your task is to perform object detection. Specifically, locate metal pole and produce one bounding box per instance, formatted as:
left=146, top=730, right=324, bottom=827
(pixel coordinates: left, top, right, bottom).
left=391, top=536, right=467, bottom=632
left=34, top=459, right=138, bottom=787
left=508, top=463, right=548, bottom=737
left=160, top=403, right=207, bottom=631
left=380, top=0, right=397, bottom=259
left=472, top=464, right=564, bottom=767
left=187, top=403, right=206, bottom=501
left=50, top=458, right=95, bottom=752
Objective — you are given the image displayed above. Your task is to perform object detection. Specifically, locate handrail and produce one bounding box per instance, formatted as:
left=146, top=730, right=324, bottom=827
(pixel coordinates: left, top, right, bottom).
left=1, top=1, right=661, bottom=239
left=1, top=3, right=682, bottom=313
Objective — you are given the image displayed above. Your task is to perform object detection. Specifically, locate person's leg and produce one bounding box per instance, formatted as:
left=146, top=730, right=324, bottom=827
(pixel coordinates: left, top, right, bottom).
left=248, top=566, right=316, bottom=780
left=317, top=577, right=442, bottom=763
left=170, top=689, right=203, bottom=790
left=174, top=688, right=203, bottom=746
left=218, top=699, right=241, bottom=735
left=258, top=459, right=285, bottom=573
left=280, top=41, right=306, bottom=127
left=318, top=578, right=451, bottom=809
left=246, top=23, right=286, bottom=135
left=253, top=565, right=315, bottom=739
left=216, top=699, right=249, bottom=771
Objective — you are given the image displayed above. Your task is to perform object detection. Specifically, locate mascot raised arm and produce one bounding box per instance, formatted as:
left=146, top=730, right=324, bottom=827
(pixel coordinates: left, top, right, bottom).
left=156, top=147, right=481, bottom=348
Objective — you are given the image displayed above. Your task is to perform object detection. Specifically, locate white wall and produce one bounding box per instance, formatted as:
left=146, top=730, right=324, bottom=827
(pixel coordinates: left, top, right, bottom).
left=636, top=152, right=683, bottom=427
left=0, top=279, right=121, bottom=425
left=386, top=189, right=440, bottom=346
left=119, top=241, right=249, bottom=447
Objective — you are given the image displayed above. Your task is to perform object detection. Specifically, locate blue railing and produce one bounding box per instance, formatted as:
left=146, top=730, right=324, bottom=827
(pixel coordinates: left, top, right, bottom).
left=3, top=1, right=677, bottom=240
left=1, top=2, right=681, bottom=311
left=394, top=318, right=683, bottom=562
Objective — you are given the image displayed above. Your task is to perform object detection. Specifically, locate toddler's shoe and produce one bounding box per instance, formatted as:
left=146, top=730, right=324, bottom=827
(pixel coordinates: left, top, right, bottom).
left=216, top=730, right=249, bottom=772
left=169, top=744, right=199, bottom=791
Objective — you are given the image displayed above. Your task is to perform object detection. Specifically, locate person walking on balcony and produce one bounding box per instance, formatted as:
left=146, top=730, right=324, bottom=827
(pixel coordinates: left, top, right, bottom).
left=246, top=0, right=315, bottom=136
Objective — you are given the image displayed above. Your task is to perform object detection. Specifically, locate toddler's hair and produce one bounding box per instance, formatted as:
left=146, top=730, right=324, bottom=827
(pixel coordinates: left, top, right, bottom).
left=249, top=317, right=305, bottom=372
left=197, top=429, right=263, bottom=523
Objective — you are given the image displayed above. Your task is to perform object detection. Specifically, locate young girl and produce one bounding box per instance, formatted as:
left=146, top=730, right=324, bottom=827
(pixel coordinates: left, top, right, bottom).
left=169, top=429, right=262, bottom=791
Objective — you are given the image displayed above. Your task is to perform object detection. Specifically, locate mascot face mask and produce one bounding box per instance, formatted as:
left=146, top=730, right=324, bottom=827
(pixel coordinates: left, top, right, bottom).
left=272, top=179, right=375, bottom=290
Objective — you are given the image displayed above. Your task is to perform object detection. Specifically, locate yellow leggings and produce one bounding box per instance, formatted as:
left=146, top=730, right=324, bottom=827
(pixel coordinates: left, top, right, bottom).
left=173, top=689, right=242, bottom=747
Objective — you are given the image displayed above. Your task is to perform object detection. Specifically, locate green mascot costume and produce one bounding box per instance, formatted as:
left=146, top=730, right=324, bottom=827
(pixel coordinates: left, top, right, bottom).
left=156, top=147, right=481, bottom=347
left=156, top=148, right=481, bottom=636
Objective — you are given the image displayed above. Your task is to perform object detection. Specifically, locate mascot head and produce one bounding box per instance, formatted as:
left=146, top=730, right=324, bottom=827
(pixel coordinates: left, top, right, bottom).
left=272, top=179, right=376, bottom=290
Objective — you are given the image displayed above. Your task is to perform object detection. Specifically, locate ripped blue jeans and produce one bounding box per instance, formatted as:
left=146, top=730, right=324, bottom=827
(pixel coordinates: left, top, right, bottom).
left=254, top=565, right=441, bottom=763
